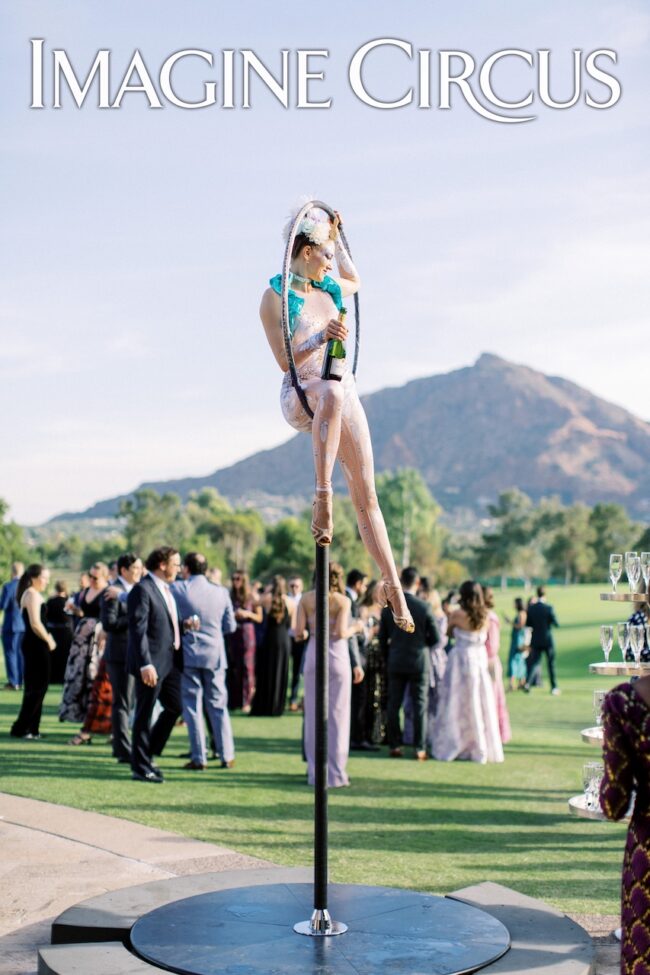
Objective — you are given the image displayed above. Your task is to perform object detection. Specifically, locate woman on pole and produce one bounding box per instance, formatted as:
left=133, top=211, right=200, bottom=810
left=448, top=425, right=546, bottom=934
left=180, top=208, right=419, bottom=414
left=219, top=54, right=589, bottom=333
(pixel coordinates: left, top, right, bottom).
left=260, top=201, right=414, bottom=633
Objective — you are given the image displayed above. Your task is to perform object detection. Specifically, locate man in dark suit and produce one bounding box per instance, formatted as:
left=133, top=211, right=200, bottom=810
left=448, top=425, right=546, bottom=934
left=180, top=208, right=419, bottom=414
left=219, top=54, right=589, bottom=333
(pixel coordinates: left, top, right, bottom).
left=102, top=552, right=143, bottom=764
left=128, top=547, right=183, bottom=782
left=380, top=566, right=439, bottom=761
left=524, top=585, right=560, bottom=694
left=347, top=569, right=377, bottom=751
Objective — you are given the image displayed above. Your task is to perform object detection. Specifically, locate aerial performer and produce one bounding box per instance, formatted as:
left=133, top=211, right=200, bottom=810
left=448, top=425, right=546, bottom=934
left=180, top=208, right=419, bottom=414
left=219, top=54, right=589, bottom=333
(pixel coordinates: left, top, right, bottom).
left=260, top=200, right=414, bottom=634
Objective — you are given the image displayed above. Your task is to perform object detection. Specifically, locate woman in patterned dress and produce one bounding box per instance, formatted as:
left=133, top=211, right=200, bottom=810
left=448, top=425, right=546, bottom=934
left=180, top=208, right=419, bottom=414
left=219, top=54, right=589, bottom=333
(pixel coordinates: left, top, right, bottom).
left=432, top=581, right=504, bottom=764
left=58, top=563, right=108, bottom=737
left=600, top=674, right=650, bottom=974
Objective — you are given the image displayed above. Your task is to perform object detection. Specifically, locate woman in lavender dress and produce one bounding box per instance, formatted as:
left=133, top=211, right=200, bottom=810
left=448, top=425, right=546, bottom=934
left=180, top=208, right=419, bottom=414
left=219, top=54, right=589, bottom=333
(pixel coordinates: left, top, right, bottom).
left=296, top=562, right=361, bottom=788
left=600, top=675, right=650, bottom=974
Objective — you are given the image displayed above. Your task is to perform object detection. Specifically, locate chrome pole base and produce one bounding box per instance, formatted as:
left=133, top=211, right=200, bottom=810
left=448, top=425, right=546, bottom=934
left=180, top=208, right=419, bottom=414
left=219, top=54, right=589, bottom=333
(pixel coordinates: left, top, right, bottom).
left=294, top=909, right=348, bottom=937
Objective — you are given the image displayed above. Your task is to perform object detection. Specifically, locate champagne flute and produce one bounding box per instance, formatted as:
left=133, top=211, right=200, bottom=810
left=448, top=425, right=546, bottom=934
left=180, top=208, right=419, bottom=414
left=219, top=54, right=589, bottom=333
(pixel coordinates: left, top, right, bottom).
left=600, top=624, right=614, bottom=662
left=593, top=690, right=607, bottom=727
left=630, top=625, right=645, bottom=666
left=617, top=622, right=630, bottom=662
left=582, top=761, right=604, bottom=810
left=641, top=553, right=650, bottom=588
left=609, top=554, right=623, bottom=593
left=627, top=556, right=641, bottom=595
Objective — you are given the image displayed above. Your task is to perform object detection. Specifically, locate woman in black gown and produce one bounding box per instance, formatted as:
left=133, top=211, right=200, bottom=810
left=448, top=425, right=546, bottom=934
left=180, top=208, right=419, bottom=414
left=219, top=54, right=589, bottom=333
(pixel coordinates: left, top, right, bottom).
left=10, top=564, right=56, bottom=739
left=251, top=576, right=294, bottom=716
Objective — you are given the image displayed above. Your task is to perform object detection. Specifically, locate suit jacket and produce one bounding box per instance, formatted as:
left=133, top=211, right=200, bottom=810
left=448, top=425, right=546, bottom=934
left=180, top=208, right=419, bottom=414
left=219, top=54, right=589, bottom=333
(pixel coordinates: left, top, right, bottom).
left=345, top=587, right=365, bottom=670
left=525, top=601, right=559, bottom=649
left=379, top=592, right=439, bottom=674
left=1, top=579, right=25, bottom=634
left=127, top=574, right=180, bottom=679
left=101, top=576, right=129, bottom=666
left=171, top=575, right=237, bottom=671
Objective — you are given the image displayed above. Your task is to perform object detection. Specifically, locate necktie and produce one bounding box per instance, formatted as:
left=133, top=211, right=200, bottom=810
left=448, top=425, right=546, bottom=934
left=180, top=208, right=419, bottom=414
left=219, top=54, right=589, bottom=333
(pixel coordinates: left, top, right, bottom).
left=163, top=585, right=181, bottom=650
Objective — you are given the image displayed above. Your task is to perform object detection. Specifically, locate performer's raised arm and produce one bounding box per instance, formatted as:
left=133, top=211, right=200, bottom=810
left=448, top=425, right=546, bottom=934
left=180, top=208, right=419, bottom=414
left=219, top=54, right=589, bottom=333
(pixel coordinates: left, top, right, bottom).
left=330, top=214, right=360, bottom=297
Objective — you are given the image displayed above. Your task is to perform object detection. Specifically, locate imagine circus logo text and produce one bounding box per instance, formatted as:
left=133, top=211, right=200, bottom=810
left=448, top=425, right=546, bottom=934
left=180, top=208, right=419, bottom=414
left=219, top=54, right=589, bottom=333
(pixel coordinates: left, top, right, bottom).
left=29, top=38, right=622, bottom=123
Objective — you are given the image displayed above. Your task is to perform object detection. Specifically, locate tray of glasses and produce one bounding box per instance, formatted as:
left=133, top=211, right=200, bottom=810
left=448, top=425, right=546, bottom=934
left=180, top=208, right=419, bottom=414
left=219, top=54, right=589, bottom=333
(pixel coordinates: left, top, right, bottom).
left=568, top=794, right=608, bottom=821
left=589, top=662, right=650, bottom=676
left=600, top=593, right=649, bottom=602
left=581, top=726, right=604, bottom=745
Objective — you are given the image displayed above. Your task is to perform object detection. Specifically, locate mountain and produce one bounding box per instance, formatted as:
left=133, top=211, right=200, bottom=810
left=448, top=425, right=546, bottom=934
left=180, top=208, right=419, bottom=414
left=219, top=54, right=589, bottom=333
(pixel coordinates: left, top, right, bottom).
left=54, top=354, right=650, bottom=522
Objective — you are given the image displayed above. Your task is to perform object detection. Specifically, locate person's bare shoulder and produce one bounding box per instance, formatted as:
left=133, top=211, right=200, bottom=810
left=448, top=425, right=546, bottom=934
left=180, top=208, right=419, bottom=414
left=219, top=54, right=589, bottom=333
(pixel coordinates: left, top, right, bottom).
left=260, top=286, right=281, bottom=314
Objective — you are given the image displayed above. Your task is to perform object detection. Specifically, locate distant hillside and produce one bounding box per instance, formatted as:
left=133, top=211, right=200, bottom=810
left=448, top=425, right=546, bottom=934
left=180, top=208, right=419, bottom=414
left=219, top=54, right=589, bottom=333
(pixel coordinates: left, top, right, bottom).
left=53, top=354, right=650, bottom=523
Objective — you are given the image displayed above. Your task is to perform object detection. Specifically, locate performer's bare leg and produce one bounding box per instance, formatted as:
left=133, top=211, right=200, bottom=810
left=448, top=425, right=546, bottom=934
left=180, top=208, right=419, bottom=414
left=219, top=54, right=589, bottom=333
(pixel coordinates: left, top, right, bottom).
left=306, top=378, right=345, bottom=545
left=336, top=391, right=414, bottom=632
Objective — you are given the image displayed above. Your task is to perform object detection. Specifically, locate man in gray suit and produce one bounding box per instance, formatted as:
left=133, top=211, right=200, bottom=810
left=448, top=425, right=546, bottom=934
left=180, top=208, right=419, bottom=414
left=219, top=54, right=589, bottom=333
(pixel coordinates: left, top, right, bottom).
left=380, top=566, right=439, bottom=761
left=172, top=552, right=237, bottom=770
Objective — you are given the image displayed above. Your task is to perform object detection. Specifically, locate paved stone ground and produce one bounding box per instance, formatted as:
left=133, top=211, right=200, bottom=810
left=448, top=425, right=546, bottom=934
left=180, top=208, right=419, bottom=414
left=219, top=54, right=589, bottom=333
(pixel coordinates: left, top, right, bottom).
left=0, top=791, right=620, bottom=975
left=567, top=913, right=621, bottom=974
left=0, top=792, right=270, bottom=975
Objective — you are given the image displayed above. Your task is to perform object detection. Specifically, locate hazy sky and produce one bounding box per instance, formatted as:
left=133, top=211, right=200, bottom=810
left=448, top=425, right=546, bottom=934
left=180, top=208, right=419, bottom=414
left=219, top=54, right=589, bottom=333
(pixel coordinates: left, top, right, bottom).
left=2, top=1, right=649, bottom=524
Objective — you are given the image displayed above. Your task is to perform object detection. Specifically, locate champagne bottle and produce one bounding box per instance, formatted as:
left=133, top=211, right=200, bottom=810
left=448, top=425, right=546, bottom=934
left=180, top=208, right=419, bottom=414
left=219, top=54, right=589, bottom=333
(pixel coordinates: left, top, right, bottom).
left=321, top=307, right=347, bottom=381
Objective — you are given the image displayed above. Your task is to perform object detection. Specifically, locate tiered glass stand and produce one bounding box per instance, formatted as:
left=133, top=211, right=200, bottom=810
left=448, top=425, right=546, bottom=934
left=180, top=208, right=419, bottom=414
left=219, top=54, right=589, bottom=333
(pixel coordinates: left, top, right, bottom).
left=567, top=592, right=648, bottom=823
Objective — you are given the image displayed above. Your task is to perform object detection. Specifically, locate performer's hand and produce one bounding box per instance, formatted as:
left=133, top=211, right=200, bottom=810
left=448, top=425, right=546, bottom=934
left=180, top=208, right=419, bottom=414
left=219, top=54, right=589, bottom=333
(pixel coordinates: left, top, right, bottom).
left=104, top=586, right=120, bottom=600
left=330, top=212, right=341, bottom=238
left=325, top=318, right=348, bottom=342
left=352, top=666, right=364, bottom=685
left=140, top=665, right=158, bottom=687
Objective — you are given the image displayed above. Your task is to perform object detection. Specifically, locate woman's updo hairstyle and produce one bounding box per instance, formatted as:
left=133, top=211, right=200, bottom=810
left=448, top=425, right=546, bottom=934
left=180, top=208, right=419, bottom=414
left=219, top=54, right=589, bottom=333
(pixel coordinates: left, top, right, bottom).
left=459, top=580, right=488, bottom=631
left=328, top=562, right=346, bottom=595
left=291, top=232, right=316, bottom=260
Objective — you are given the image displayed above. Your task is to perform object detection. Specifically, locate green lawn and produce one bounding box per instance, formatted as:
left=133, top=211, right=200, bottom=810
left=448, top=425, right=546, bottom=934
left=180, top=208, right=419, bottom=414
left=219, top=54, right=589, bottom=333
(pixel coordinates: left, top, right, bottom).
left=0, top=584, right=630, bottom=916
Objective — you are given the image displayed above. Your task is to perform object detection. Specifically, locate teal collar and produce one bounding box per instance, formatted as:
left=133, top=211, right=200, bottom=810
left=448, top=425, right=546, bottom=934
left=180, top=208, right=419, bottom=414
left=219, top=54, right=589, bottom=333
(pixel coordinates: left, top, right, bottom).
left=269, top=274, right=343, bottom=336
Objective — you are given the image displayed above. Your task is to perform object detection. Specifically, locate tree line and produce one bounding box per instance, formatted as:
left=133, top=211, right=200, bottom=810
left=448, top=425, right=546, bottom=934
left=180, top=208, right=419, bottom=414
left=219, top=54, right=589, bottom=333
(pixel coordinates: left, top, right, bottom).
left=1, top=475, right=647, bottom=588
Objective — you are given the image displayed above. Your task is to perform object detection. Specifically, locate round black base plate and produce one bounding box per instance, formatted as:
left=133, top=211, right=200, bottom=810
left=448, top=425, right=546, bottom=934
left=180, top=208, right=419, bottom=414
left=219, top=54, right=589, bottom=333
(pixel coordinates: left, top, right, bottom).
left=130, top=882, right=510, bottom=975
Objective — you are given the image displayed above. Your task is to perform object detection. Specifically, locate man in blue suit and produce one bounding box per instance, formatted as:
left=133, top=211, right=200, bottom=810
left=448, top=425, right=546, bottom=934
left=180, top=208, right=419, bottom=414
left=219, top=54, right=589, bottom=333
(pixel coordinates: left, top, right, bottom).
left=1, top=562, right=25, bottom=690
left=172, top=552, right=237, bottom=770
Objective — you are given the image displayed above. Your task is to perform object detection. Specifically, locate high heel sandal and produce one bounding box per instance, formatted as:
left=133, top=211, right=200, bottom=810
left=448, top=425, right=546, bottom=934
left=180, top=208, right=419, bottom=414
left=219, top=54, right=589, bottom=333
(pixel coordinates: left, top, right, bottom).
left=311, top=488, right=333, bottom=546
left=377, top=580, right=415, bottom=633
left=68, top=732, right=92, bottom=746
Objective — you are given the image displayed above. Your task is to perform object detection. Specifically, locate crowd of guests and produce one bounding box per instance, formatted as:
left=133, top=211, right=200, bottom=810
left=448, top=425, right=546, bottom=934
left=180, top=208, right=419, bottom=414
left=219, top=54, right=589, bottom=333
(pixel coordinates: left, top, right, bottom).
left=1, top=552, right=565, bottom=787
left=4, top=555, right=650, bottom=969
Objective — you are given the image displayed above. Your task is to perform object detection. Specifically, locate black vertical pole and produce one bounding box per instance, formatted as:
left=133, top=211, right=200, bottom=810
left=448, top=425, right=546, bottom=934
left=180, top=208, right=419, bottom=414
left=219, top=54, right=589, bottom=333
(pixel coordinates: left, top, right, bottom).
left=293, top=542, right=347, bottom=936
left=314, top=541, right=329, bottom=911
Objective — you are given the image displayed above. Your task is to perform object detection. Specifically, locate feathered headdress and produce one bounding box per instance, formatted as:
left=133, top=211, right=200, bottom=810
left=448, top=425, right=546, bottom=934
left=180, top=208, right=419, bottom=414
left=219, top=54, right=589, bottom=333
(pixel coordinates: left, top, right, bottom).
left=282, top=196, right=335, bottom=246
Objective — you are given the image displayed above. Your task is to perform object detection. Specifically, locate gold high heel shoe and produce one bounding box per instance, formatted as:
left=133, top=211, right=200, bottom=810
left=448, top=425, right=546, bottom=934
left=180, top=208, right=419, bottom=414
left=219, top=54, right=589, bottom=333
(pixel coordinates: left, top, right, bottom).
left=377, top=580, right=415, bottom=633
left=311, top=489, right=333, bottom=546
